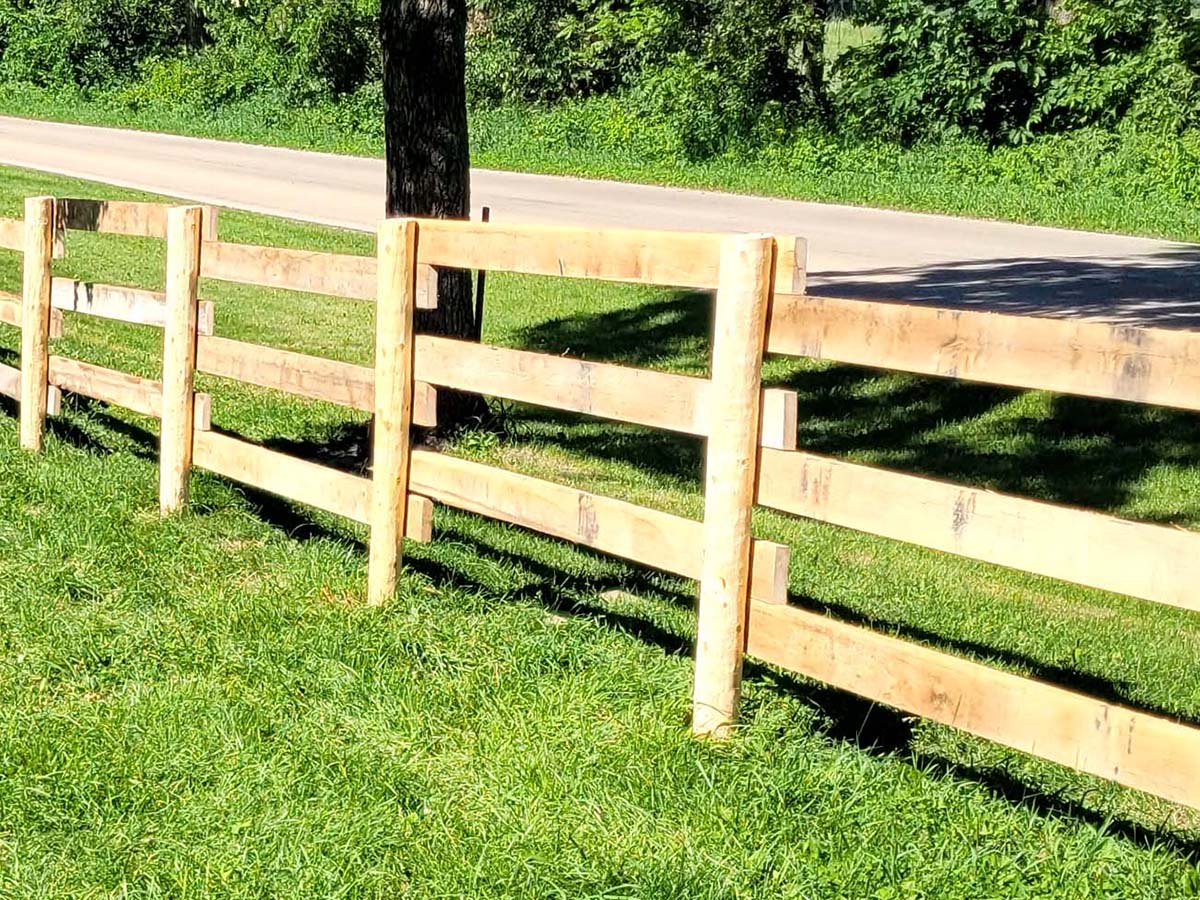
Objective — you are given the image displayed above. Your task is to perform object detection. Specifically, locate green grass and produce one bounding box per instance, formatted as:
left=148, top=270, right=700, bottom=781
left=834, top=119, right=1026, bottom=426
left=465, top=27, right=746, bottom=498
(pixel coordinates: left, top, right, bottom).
left=3, top=78, right=1200, bottom=246
left=0, top=163, right=1199, bottom=897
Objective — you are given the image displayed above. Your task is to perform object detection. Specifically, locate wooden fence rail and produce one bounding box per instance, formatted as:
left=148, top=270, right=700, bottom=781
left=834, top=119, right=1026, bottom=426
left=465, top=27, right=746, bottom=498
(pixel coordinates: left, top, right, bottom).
left=1, top=195, right=1198, bottom=813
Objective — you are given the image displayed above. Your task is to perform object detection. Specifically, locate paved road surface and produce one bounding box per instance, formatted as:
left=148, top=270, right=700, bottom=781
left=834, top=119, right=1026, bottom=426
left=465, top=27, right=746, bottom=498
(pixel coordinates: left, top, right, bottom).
left=1, top=115, right=1196, bottom=325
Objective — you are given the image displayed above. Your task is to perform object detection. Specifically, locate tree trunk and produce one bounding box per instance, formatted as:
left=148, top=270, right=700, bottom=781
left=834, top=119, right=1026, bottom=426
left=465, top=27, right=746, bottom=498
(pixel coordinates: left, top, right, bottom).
left=379, top=0, right=487, bottom=434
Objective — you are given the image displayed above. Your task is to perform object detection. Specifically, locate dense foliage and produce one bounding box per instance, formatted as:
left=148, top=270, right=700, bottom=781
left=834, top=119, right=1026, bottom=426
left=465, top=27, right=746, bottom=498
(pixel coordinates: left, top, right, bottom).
left=836, top=0, right=1200, bottom=143
left=0, top=0, right=1198, bottom=163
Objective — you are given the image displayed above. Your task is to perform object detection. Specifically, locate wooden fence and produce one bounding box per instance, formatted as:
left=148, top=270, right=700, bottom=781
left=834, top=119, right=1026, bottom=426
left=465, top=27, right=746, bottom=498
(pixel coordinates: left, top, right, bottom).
left=1, top=196, right=1198, bottom=812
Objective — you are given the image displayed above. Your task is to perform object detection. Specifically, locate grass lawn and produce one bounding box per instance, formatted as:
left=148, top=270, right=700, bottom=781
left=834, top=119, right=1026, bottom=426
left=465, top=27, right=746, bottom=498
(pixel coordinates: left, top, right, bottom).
left=0, top=164, right=1198, bottom=897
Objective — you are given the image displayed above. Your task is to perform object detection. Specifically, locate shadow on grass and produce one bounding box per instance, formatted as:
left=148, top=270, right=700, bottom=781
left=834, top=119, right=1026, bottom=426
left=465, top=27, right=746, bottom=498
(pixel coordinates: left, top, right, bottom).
left=513, top=289, right=1200, bottom=525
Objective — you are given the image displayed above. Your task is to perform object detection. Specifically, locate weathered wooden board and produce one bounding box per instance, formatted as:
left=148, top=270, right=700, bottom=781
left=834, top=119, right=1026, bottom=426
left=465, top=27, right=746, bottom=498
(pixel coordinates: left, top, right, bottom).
left=747, top=598, right=1200, bottom=809
left=768, top=293, right=1200, bottom=411
left=49, top=355, right=211, bottom=429
left=194, top=334, right=437, bottom=428
left=757, top=448, right=1200, bottom=612
left=51, top=279, right=214, bottom=334
left=192, top=429, right=431, bottom=542
left=408, top=448, right=790, bottom=604
left=57, top=198, right=219, bottom=241
left=693, top=234, right=774, bottom=737
left=0, top=360, right=60, bottom=413
left=414, top=334, right=797, bottom=449
left=408, top=220, right=801, bottom=291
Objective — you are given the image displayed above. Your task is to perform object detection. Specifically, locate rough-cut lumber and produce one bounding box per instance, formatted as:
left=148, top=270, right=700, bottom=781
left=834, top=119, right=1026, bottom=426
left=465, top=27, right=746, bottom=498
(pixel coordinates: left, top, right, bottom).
left=408, top=219, right=801, bottom=290
left=757, top=448, right=1200, bottom=612
left=50, top=278, right=214, bottom=335
left=368, top=218, right=419, bottom=605
left=693, top=234, right=774, bottom=738
left=191, top=429, right=431, bottom=541
left=159, top=206, right=203, bottom=514
left=0, top=361, right=61, bottom=413
left=20, top=197, right=54, bottom=452
left=200, top=239, right=437, bottom=308
left=413, top=335, right=797, bottom=449
left=56, top=198, right=218, bottom=241
left=747, top=598, right=1200, bottom=809
left=1, top=291, right=65, bottom=338
left=768, top=293, right=1200, bottom=412
left=194, top=335, right=437, bottom=428
left=408, top=448, right=789, bottom=604
left=48, top=356, right=211, bottom=429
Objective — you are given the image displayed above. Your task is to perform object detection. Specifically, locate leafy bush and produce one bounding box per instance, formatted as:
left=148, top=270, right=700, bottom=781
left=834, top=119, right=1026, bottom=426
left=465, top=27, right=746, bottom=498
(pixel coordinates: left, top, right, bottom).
left=0, top=0, right=194, bottom=88
left=835, top=0, right=1200, bottom=145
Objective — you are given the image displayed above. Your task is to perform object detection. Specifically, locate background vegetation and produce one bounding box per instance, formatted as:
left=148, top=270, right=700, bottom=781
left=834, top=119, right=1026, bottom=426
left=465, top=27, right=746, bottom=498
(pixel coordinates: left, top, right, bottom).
left=1, top=1, right=1200, bottom=238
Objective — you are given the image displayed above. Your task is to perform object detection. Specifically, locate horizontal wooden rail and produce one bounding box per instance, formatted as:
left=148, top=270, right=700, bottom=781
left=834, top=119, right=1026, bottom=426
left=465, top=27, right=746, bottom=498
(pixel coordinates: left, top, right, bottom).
left=199, top=240, right=438, bottom=309
left=747, top=599, right=1200, bottom=809
left=0, top=290, right=64, bottom=336
left=768, top=293, right=1200, bottom=412
left=57, top=199, right=218, bottom=241
left=408, top=220, right=803, bottom=291
left=194, top=335, right=437, bottom=428
left=193, top=430, right=432, bottom=540
left=415, top=335, right=797, bottom=449
left=757, top=448, right=1200, bottom=612
left=0, top=361, right=61, bottom=414
left=51, top=279, right=214, bottom=335
left=408, top=448, right=789, bottom=604
left=48, top=356, right=211, bottom=429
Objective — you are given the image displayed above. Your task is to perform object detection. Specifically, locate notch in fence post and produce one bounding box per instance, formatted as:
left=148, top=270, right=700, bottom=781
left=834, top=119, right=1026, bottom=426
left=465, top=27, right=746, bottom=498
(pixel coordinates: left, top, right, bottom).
left=367, top=218, right=419, bottom=606
left=159, top=206, right=204, bottom=515
left=692, top=233, right=775, bottom=739
left=19, top=196, right=55, bottom=452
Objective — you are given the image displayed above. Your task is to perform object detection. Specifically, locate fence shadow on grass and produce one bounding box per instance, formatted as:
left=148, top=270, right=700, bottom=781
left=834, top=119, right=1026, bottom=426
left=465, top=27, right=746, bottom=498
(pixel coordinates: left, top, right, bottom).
left=514, top=286, right=1200, bottom=526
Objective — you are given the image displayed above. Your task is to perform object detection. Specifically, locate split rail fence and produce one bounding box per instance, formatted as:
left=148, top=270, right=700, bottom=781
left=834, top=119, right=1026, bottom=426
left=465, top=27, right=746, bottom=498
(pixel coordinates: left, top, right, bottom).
left=1, top=196, right=1198, bottom=812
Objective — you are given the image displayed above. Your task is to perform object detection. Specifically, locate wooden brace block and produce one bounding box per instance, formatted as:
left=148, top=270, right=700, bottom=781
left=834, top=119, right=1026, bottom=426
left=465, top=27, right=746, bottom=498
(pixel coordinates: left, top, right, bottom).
left=406, top=494, right=434, bottom=543
left=758, top=389, right=798, bottom=452
left=415, top=264, right=438, bottom=310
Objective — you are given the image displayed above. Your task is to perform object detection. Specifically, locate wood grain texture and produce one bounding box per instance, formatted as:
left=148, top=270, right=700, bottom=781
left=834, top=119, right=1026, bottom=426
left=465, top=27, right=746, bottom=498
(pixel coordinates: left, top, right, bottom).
left=693, top=234, right=775, bottom=738
left=405, top=219, right=800, bottom=290
left=195, top=334, right=437, bottom=427
left=747, top=598, right=1200, bottom=809
left=768, top=293, right=1200, bottom=411
left=0, top=360, right=60, bottom=413
left=758, top=448, right=1200, bottom=612
left=19, top=197, right=54, bottom=452
left=48, top=356, right=210, bottom=428
left=367, top=219, right=419, bottom=605
left=50, top=278, right=214, bottom=334
left=159, top=206, right=203, bottom=514
left=408, top=448, right=788, bottom=604
left=413, top=334, right=797, bottom=448
left=200, top=239, right=438, bottom=309
left=57, top=198, right=218, bottom=241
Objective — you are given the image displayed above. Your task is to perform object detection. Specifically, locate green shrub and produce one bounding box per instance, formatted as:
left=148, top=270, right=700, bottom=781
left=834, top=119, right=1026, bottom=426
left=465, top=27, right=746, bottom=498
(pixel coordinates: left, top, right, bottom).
left=835, top=0, right=1200, bottom=144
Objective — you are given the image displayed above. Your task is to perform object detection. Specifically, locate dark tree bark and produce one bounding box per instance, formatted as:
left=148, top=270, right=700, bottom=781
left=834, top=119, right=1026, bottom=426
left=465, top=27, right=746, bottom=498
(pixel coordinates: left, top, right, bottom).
left=379, top=0, right=487, bottom=433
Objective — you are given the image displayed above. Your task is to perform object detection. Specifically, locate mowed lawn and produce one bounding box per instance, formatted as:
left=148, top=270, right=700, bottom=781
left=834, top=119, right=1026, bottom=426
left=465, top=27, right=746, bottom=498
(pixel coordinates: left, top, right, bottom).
left=0, top=164, right=1197, bottom=898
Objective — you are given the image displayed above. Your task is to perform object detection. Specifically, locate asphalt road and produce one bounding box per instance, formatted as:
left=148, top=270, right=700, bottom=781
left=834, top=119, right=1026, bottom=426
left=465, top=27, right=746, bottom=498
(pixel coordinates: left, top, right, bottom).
left=1, top=115, right=1196, bottom=325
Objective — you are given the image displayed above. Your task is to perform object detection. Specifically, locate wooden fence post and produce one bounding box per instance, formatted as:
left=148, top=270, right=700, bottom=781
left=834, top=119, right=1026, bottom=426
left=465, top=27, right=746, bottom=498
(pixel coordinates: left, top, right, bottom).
left=19, top=196, right=54, bottom=452
left=367, top=218, right=419, bottom=605
left=692, top=233, right=775, bottom=738
left=159, top=206, right=203, bottom=514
